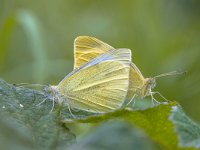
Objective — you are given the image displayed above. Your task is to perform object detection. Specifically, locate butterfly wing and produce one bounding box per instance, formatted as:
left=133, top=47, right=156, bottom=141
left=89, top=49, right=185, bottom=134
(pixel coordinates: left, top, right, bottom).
left=74, top=36, right=114, bottom=69
left=57, top=49, right=131, bottom=113
left=74, top=36, right=146, bottom=105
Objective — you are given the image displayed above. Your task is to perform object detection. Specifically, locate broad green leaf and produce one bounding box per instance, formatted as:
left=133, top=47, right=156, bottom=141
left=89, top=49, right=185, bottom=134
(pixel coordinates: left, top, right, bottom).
left=0, top=114, right=36, bottom=150
left=0, top=79, right=75, bottom=150
left=68, top=102, right=200, bottom=150
left=68, top=120, right=160, bottom=150
left=1, top=79, right=200, bottom=150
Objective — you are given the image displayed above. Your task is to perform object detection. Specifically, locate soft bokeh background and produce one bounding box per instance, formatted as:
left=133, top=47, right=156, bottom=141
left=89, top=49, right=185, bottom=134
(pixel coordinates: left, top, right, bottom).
left=0, top=0, right=200, bottom=121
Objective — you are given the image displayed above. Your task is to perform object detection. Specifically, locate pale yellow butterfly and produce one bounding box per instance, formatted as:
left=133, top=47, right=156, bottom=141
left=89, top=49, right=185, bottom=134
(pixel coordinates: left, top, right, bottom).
left=45, top=48, right=132, bottom=113
left=74, top=36, right=173, bottom=104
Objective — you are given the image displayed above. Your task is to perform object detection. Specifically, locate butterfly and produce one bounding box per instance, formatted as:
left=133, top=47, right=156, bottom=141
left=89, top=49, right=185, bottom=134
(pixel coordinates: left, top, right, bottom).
left=45, top=48, right=132, bottom=113
left=73, top=36, right=158, bottom=105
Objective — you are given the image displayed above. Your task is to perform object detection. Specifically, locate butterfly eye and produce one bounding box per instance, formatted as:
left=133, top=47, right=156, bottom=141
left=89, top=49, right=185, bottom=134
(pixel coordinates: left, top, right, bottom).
left=151, top=79, right=156, bottom=89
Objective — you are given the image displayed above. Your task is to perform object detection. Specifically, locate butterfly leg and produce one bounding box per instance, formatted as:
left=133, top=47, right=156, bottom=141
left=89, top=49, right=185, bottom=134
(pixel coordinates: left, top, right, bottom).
left=66, top=103, right=76, bottom=118
left=150, top=89, right=160, bottom=105
left=126, top=94, right=136, bottom=106
left=36, top=97, right=48, bottom=106
left=50, top=96, right=55, bottom=112
left=152, top=91, right=169, bottom=102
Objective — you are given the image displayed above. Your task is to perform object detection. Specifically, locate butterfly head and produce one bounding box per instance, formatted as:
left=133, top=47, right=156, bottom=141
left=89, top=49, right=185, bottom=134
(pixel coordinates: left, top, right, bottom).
left=44, top=85, right=66, bottom=104
left=44, top=85, right=58, bottom=100
left=143, top=78, right=156, bottom=97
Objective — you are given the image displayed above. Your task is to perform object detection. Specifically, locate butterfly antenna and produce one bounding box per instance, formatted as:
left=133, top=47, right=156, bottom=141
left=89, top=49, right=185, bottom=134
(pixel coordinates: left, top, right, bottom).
left=14, top=83, right=47, bottom=88
left=154, top=70, right=186, bottom=78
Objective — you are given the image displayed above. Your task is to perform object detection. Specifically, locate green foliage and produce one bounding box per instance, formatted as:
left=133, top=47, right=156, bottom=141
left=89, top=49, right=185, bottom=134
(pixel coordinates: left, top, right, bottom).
left=15, top=10, right=48, bottom=82
left=1, top=79, right=200, bottom=150
left=170, top=106, right=200, bottom=148
left=0, top=80, right=75, bottom=150
left=1, top=1, right=200, bottom=149
left=1, top=0, right=200, bottom=122
left=68, top=121, right=159, bottom=150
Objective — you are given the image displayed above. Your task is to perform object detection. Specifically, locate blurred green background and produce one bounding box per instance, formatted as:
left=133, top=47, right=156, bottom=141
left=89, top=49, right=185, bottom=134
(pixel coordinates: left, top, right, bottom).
left=0, top=0, right=200, bottom=122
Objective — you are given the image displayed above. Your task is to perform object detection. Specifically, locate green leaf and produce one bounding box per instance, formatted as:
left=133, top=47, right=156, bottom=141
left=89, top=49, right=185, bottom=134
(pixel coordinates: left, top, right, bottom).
left=0, top=114, right=36, bottom=150
left=170, top=106, right=200, bottom=149
left=1, top=79, right=200, bottom=150
left=68, top=120, right=159, bottom=150
left=0, top=79, right=75, bottom=150
left=69, top=102, right=200, bottom=150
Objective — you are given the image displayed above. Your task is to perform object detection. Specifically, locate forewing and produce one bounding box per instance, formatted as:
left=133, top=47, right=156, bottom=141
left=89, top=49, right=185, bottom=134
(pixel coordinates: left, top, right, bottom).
left=74, top=36, right=114, bottom=69
left=57, top=49, right=131, bottom=113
